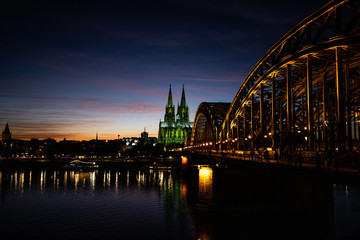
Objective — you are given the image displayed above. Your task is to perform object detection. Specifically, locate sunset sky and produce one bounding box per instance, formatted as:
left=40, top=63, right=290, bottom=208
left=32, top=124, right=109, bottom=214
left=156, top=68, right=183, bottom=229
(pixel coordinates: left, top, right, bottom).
left=1, top=0, right=328, bottom=140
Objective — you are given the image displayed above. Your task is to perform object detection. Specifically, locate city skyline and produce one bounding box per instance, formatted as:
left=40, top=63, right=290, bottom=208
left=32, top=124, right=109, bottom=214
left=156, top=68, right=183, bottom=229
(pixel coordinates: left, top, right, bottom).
left=1, top=0, right=328, bottom=140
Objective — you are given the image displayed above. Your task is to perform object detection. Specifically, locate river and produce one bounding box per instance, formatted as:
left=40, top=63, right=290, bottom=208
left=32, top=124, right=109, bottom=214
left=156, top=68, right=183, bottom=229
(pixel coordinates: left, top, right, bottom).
left=0, top=161, right=359, bottom=239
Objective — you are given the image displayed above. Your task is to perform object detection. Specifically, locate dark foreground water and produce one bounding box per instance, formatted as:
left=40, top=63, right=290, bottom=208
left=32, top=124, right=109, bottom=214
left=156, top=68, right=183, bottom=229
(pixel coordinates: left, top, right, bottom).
left=0, top=163, right=360, bottom=240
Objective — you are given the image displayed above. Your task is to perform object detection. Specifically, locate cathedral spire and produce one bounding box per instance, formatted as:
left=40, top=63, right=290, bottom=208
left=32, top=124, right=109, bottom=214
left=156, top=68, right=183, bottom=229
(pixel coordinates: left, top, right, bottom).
left=180, top=84, right=186, bottom=107
left=177, top=85, right=189, bottom=122
left=167, top=84, right=173, bottom=107
left=164, top=84, right=175, bottom=122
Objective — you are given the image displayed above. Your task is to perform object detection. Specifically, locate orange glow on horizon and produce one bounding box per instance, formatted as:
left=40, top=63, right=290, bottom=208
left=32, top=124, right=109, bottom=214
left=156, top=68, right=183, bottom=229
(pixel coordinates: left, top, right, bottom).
left=12, top=132, right=159, bottom=141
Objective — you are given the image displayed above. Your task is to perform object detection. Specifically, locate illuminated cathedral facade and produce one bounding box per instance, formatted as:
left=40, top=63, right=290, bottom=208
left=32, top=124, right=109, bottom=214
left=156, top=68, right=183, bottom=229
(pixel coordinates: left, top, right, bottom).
left=158, top=85, right=193, bottom=146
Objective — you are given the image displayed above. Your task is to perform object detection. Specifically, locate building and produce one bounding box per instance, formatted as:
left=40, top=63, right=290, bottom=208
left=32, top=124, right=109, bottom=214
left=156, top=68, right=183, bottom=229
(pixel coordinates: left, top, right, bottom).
left=141, top=128, right=157, bottom=146
left=158, top=85, right=193, bottom=145
left=2, top=123, right=11, bottom=141
left=141, top=128, right=148, bottom=140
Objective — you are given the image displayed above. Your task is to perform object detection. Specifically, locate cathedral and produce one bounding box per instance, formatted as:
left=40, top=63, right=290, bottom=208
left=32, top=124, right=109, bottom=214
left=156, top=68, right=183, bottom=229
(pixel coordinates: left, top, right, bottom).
left=158, top=85, right=193, bottom=146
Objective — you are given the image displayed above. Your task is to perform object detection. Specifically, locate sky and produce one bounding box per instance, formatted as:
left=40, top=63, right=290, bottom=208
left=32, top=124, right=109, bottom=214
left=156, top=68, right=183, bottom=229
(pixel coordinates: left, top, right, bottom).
left=1, top=0, right=329, bottom=140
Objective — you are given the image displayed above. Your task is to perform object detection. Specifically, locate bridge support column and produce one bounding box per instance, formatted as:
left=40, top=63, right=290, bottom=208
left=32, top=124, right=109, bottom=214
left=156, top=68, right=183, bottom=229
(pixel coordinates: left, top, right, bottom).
left=279, top=101, right=283, bottom=151
left=227, top=120, right=230, bottom=150
left=260, top=83, right=264, bottom=147
left=306, top=55, right=314, bottom=151
left=302, top=94, right=306, bottom=150
left=322, top=73, right=328, bottom=151
left=271, top=77, right=276, bottom=150
left=335, top=47, right=345, bottom=152
left=251, top=94, right=255, bottom=150
left=231, top=121, right=233, bottom=139
left=316, top=83, right=321, bottom=151
left=345, top=63, right=352, bottom=151
left=242, top=104, right=248, bottom=149
left=237, top=116, right=240, bottom=150
left=243, top=105, right=247, bottom=149
left=286, top=64, right=293, bottom=151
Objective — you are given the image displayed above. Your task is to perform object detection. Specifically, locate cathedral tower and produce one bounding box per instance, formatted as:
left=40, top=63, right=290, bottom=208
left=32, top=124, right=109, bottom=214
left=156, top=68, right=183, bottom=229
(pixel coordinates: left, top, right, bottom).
left=164, top=84, right=175, bottom=122
left=177, top=84, right=189, bottom=122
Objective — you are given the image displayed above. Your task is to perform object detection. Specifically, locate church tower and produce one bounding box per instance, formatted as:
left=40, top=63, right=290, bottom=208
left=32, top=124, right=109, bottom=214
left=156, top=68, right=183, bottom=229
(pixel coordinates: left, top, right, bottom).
left=2, top=123, right=12, bottom=141
left=164, top=84, right=175, bottom=122
left=177, top=84, right=189, bottom=122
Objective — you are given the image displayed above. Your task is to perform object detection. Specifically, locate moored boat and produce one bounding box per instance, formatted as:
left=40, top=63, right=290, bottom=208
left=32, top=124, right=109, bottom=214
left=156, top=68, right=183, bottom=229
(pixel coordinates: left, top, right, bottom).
left=64, top=160, right=99, bottom=169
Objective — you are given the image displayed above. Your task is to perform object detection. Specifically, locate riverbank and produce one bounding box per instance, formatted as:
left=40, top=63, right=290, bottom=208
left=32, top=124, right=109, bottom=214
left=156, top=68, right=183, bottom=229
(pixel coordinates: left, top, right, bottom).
left=2, top=152, right=360, bottom=185
left=0, top=155, right=183, bottom=170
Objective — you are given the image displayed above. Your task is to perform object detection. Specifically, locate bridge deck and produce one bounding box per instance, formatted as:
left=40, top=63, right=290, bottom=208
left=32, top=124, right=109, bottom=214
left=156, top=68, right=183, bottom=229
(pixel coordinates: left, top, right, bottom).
left=190, top=150, right=360, bottom=177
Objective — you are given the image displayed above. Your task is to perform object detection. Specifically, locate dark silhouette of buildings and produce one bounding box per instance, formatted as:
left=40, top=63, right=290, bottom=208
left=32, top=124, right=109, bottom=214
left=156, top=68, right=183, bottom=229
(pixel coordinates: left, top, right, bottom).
left=0, top=127, right=159, bottom=159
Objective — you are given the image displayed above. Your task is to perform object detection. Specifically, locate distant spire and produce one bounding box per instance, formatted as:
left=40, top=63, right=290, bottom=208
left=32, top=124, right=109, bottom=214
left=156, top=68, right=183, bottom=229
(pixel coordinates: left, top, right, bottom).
left=4, top=123, right=10, bottom=134
left=167, top=84, right=173, bottom=107
left=96, top=132, right=98, bottom=141
left=180, top=84, right=186, bottom=107
left=2, top=122, right=11, bottom=141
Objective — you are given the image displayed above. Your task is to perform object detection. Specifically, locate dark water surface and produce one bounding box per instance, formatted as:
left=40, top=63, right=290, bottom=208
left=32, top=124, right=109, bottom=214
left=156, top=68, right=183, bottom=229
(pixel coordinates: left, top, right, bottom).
left=0, top=163, right=359, bottom=240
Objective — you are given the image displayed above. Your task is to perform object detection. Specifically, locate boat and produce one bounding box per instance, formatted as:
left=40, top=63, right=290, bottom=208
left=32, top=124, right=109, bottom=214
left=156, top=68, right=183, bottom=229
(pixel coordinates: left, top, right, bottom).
left=64, top=160, right=99, bottom=169
left=148, top=162, right=173, bottom=170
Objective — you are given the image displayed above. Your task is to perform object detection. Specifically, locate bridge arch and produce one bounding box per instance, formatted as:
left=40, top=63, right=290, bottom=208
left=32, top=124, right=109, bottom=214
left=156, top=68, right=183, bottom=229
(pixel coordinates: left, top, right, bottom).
left=188, top=0, right=360, bottom=154
left=220, top=0, right=360, bottom=153
left=188, top=102, right=230, bottom=148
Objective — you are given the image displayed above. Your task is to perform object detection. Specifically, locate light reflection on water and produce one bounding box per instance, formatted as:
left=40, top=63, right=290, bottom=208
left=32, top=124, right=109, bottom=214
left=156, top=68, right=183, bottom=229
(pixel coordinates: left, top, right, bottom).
left=198, top=166, right=213, bottom=207
left=0, top=165, right=360, bottom=240
left=333, top=183, right=360, bottom=240
left=0, top=169, right=177, bottom=193
left=0, top=168, right=190, bottom=240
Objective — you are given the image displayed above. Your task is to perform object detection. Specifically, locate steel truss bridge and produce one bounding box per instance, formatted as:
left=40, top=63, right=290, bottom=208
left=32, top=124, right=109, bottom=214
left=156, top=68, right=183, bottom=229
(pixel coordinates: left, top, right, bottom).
left=186, top=0, right=360, bottom=157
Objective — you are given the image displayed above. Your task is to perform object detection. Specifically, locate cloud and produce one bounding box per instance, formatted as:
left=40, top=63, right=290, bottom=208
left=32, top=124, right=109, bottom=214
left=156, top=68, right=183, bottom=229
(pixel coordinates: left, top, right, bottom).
left=1, top=94, right=163, bottom=115
left=73, top=99, right=164, bottom=114
left=0, top=92, right=165, bottom=140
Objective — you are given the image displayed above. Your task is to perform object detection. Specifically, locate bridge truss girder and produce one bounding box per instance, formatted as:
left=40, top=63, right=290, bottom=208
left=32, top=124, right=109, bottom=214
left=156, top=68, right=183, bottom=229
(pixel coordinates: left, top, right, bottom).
left=222, top=45, right=360, bottom=153
left=189, top=0, right=360, bottom=154
left=189, top=102, right=230, bottom=148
